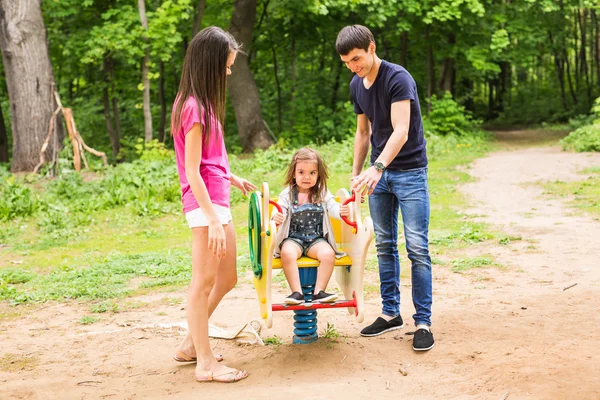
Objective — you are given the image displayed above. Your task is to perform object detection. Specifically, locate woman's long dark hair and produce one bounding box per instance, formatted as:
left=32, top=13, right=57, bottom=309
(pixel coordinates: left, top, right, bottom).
left=171, top=27, right=240, bottom=143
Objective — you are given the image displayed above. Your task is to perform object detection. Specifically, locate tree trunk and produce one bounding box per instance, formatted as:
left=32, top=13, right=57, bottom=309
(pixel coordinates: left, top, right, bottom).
left=330, top=57, right=342, bottom=111
left=437, top=33, right=455, bottom=94
left=103, top=56, right=119, bottom=158
left=290, top=35, right=296, bottom=130
left=138, top=0, right=152, bottom=143
left=111, top=75, right=122, bottom=158
left=228, top=0, right=273, bottom=151
left=425, top=27, right=434, bottom=115
left=191, top=0, right=206, bottom=37
left=592, top=10, right=600, bottom=87
left=0, top=103, right=8, bottom=162
left=0, top=0, right=57, bottom=172
left=549, top=31, right=568, bottom=110
left=270, top=41, right=282, bottom=133
left=564, top=47, right=578, bottom=105
left=579, top=8, right=591, bottom=105
left=593, top=10, right=600, bottom=89
left=400, top=31, right=408, bottom=67
left=573, top=9, right=580, bottom=89
left=158, top=60, right=166, bottom=142
left=487, top=80, right=495, bottom=118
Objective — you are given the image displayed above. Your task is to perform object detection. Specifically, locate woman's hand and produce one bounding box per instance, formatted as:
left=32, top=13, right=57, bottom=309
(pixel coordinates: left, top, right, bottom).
left=207, top=219, right=227, bottom=259
left=271, top=211, right=284, bottom=225
left=231, top=174, right=257, bottom=196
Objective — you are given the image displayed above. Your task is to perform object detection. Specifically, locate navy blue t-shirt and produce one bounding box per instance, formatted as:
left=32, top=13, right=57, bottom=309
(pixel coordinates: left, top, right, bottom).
left=350, top=60, right=427, bottom=170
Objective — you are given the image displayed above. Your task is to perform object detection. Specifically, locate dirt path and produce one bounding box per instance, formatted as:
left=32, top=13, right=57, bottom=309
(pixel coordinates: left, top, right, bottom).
left=1, top=130, right=599, bottom=399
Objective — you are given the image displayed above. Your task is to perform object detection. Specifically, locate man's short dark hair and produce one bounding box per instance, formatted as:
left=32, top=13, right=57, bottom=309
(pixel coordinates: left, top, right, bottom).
left=336, top=25, right=375, bottom=56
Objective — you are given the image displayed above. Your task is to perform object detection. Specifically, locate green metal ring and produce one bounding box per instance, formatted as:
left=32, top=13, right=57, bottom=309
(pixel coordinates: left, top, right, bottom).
left=248, top=192, right=262, bottom=279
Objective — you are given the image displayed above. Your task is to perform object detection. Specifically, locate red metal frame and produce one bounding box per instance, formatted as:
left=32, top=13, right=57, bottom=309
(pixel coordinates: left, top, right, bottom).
left=340, top=192, right=358, bottom=233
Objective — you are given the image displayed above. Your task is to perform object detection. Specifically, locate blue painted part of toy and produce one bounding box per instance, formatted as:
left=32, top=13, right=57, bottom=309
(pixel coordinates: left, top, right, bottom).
left=292, top=267, right=319, bottom=344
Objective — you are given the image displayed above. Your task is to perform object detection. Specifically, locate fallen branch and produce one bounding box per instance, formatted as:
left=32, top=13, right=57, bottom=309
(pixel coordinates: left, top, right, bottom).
left=36, top=91, right=108, bottom=173
left=562, top=283, right=577, bottom=291
left=33, top=105, right=61, bottom=174
left=77, top=380, right=103, bottom=386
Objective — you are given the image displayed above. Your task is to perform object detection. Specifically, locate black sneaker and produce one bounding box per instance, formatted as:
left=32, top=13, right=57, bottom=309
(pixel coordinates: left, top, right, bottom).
left=312, top=291, right=338, bottom=303
left=412, top=328, right=434, bottom=351
left=360, top=315, right=404, bottom=337
left=284, top=291, right=304, bottom=305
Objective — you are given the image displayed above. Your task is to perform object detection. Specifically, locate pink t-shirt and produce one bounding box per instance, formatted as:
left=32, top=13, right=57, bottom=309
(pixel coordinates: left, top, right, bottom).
left=173, top=96, right=231, bottom=213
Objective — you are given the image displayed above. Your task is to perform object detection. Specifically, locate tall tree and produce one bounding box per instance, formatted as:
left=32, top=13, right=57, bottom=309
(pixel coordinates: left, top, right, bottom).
left=191, top=0, right=206, bottom=37
left=228, top=0, right=274, bottom=151
left=0, top=101, right=8, bottom=163
left=0, top=0, right=57, bottom=172
left=138, top=0, right=153, bottom=143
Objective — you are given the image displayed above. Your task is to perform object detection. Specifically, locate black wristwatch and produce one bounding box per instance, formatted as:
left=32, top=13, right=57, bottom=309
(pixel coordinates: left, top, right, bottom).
left=374, top=161, right=386, bottom=172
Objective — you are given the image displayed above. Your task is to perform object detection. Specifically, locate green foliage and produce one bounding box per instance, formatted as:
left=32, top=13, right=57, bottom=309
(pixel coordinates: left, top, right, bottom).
left=561, top=97, right=600, bottom=153
left=424, top=92, right=485, bottom=137
left=0, top=176, right=39, bottom=221
left=561, top=124, right=600, bottom=152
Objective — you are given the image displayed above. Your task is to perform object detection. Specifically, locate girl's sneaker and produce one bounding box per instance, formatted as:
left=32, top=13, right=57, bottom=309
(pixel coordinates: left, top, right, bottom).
left=312, top=291, right=338, bottom=303
left=284, top=291, right=304, bottom=305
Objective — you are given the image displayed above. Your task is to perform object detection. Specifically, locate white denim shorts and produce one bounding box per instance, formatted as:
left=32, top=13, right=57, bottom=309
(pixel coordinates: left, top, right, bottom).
left=185, top=205, right=232, bottom=228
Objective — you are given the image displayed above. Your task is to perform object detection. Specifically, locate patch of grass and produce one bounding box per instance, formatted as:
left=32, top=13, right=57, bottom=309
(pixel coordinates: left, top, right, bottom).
left=0, top=250, right=192, bottom=305
left=264, top=335, right=284, bottom=346
left=162, top=297, right=183, bottom=306
left=0, top=268, right=35, bottom=284
left=79, top=315, right=100, bottom=325
left=90, top=301, right=119, bottom=314
left=539, top=169, right=600, bottom=218
left=498, top=235, right=522, bottom=245
left=0, top=353, right=39, bottom=372
left=321, top=322, right=341, bottom=340
left=451, top=257, right=501, bottom=273
left=363, top=283, right=380, bottom=299
left=431, top=257, right=447, bottom=265
left=430, top=222, right=495, bottom=249
left=365, top=257, right=378, bottom=271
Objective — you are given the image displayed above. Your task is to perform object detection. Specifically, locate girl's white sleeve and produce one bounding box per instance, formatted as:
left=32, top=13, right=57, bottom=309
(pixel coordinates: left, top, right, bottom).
left=276, top=188, right=290, bottom=217
left=324, top=190, right=341, bottom=220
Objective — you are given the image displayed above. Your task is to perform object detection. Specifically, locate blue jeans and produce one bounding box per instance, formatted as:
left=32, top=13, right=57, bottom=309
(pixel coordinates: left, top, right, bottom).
left=369, top=166, right=432, bottom=326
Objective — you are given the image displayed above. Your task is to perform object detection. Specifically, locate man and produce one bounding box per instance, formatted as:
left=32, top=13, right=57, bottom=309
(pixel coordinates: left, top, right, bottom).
left=336, top=25, right=434, bottom=351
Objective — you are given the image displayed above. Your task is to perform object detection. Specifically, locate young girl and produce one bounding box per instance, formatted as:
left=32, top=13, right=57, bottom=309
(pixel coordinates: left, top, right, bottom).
left=271, top=148, right=350, bottom=305
left=171, top=26, right=254, bottom=384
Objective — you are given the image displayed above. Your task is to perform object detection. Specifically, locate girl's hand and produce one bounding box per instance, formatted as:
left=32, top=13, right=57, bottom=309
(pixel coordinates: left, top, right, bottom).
left=231, top=175, right=257, bottom=196
left=208, top=219, right=227, bottom=259
left=271, top=211, right=284, bottom=225
left=340, top=204, right=350, bottom=217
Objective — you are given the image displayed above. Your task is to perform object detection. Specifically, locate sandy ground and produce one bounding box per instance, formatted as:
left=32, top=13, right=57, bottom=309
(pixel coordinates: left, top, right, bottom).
left=1, top=130, right=599, bottom=400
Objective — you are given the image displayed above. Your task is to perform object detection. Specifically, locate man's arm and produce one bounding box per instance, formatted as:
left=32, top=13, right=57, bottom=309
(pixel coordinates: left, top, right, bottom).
left=352, top=113, right=371, bottom=177
left=351, top=100, right=411, bottom=195
left=374, top=99, right=410, bottom=167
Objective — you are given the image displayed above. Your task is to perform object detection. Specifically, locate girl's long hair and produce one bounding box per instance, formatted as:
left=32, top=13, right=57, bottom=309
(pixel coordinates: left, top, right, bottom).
left=283, top=148, right=330, bottom=203
left=171, top=26, right=240, bottom=142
